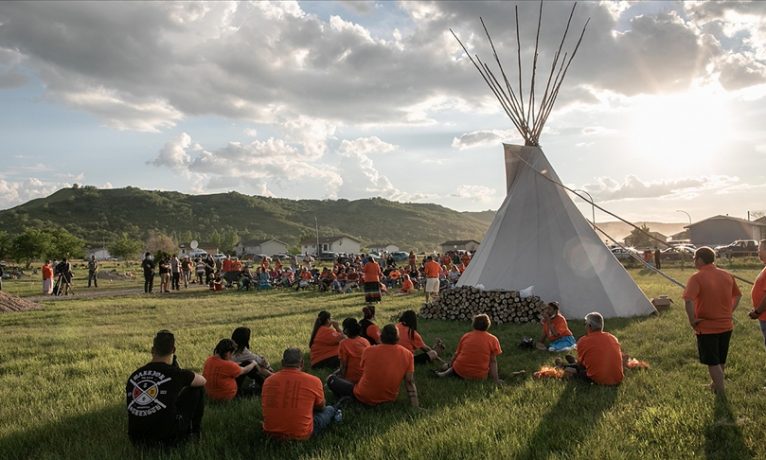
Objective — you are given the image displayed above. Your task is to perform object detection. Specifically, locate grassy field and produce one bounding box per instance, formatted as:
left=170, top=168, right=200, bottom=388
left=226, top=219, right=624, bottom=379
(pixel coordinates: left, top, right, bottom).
left=0, top=268, right=763, bottom=459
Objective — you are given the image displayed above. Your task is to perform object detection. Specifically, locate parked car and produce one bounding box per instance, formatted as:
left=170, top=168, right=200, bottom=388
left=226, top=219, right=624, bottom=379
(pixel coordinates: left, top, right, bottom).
left=390, top=251, right=410, bottom=262
left=661, top=246, right=695, bottom=261
left=715, top=240, right=759, bottom=258
left=609, top=246, right=640, bottom=261
left=271, top=254, right=289, bottom=260
left=318, top=252, right=338, bottom=261
left=188, top=248, right=207, bottom=258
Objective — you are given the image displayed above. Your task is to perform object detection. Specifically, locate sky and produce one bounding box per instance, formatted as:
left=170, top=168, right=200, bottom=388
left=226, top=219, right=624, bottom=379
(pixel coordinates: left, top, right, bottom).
left=0, top=1, right=765, bottom=224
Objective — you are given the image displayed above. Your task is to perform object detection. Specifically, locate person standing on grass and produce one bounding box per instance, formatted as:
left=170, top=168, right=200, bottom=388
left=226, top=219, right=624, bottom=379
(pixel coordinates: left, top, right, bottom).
left=170, top=254, right=181, bottom=291
left=159, top=255, right=171, bottom=293
left=203, top=339, right=258, bottom=401
left=126, top=330, right=205, bottom=446
left=423, top=256, right=441, bottom=303
left=683, top=246, right=741, bottom=394
left=42, top=260, right=54, bottom=295
left=327, top=324, right=419, bottom=408
left=141, top=252, right=155, bottom=294
left=261, top=348, right=343, bottom=440
left=87, top=255, right=98, bottom=288
left=362, top=255, right=383, bottom=304
left=309, top=311, right=345, bottom=369
left=559, top=312, right=623, bottom=385
left=747, top=240, right=766, bottom=349
left=435, top=314, right=503, bottom=384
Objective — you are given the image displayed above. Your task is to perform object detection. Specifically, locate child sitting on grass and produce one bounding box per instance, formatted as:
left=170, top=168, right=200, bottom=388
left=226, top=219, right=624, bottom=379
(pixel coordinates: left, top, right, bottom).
left=536, top=302, right=576, bottom=352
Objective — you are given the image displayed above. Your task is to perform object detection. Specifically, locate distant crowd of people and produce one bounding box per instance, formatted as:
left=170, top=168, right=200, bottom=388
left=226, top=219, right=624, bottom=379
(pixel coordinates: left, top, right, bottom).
left=125, top=240, right=766, bottom=448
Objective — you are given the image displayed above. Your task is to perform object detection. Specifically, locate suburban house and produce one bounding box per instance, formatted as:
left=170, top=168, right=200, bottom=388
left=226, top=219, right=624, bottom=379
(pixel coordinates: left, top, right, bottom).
left=234, top=239, right=289, bottom=258
left=440, top=239, right=481, bottom=253
left=368, top=243, right=400, bottom=253
left=179, top=241, right=219, bottom=257
left=300, top=236, right=362, bottom=256
left=686, top=215, right=766, bottom=246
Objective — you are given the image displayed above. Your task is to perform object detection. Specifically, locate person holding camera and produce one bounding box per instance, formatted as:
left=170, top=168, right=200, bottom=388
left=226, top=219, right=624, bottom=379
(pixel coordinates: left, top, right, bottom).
left=126, top=330, right=206, bottom=446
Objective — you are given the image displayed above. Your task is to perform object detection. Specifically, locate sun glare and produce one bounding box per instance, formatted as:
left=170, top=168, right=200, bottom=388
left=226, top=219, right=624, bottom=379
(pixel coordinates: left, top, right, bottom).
left=627, top=88, right=733, bottom=169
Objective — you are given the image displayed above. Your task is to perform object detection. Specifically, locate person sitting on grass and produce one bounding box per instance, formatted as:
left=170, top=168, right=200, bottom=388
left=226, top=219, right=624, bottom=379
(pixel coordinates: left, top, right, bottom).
left=231, top=326, right=274, bottom=395
left=126, top=330, right=206, bottom=447
left=261, top=348, right=344, bottom=440
left=398, top=274, right=415, bottom=294
left=209, top=272, right=224, bottom=291
left=309, top=311, right=345, bottom=369
left=329, top=318, right=370, bottom=386
left=359, top=305, right=381, bottom=345
left=327, top=324, right=418, bottom=407
left=556, top=312, right=624, bottom=385
left=435, top=314, right=503, bottom=384
left=203, top=339, right=259, bottom=401
left=536, top=302, right=577, bottom=352
left=397, top=310, right=446, bottom=366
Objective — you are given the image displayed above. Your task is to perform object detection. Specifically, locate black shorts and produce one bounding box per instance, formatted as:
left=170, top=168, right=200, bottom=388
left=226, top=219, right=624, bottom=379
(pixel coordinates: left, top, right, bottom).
left=696, top=330, right=732, bottom=366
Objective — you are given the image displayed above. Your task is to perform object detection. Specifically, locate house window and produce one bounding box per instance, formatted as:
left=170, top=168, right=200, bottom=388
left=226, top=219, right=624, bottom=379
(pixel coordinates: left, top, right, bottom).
left=322, top=243, right=329, bottom=251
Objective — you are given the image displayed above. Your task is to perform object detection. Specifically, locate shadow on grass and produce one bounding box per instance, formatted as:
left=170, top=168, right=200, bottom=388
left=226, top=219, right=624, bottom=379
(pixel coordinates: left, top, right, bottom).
left=704, top=394, right=753, bottom=459
left=516, top=382, right=618, bottom=460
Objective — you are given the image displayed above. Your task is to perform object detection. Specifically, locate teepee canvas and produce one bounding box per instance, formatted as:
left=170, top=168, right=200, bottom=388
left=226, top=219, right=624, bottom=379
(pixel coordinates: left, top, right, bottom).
left=453, top=3, right=655, bottom=318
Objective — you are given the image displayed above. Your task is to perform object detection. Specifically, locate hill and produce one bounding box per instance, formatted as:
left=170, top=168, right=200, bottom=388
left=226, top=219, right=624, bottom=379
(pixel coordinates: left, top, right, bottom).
left=0, top=186, right=492, bottom=252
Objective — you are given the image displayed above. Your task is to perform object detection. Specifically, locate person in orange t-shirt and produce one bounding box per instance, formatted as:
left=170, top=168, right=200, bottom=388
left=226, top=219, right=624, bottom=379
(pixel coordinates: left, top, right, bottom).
left=327, top=324, right=419, bottom=407
left=396, top=310, right=446, bottom=366
left=423, top=256, right=442, bottom=303
left=261, top=348, right=340, bottom=440
left=203, top=339, right=258, bottom=401
left=363, top=257, right=383, bottom=304
left=536, top=302, right=576, bottom=352
left=42, top=260, right=54, bottom=295
left=309, top=311, right=345, bottom=368
left=563, top=312, right=623, bottom=385
left=360, top=305, right=381, bottom=345
left=398, top=274, right=415, bottom=294
left=327, top=318, right=370, bottom=388
left=436, top=314, right=503, bottom=383
left=683, top=247, right=742, bottom=394
left=748, top=240, right=766, bottom=349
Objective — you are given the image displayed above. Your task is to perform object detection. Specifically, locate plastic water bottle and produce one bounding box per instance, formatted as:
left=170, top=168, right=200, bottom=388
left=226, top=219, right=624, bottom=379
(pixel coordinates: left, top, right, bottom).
left=333, top=408, right=343, bottom=423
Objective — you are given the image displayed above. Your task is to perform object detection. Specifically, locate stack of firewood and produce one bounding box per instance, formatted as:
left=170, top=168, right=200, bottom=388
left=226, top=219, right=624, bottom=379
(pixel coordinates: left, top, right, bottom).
left=419, top=286, right=545, bottom=324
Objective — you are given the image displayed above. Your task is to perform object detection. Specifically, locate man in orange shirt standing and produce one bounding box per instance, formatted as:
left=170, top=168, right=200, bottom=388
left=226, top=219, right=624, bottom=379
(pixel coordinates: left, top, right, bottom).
left=261, top=348, right=342, bottom=440
left=748, top=240, right=766, bottom=349
left=423, top=256, right=441, bottom=304
left=561, top=312, right=623, bottom=385
left=683, top=246, right=742, bottom=394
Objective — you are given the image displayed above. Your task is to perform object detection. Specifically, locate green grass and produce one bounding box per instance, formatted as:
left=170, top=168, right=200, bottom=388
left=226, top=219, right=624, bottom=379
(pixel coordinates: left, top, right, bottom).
left=0, top=268, right=763, bottom=459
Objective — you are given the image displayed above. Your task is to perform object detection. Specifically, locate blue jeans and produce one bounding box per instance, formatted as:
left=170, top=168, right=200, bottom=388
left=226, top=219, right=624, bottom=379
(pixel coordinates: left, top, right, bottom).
left=312, top=406, right=336, bottom=437
left=759, top=320, right=766, bottom=347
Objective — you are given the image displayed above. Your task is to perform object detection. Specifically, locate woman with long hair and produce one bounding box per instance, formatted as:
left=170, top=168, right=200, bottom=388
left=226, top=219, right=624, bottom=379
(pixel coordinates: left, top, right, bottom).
left=309, top=311, right=345, bottom=368
left=359, top=305, right=381, bottom=345
left=231, top=326, right=274, bottom=393
left=203, top=338, right=258, bottom=401
left=335, top=318, right=370, bottom=383
left=396, top=310, right=446, bottom=366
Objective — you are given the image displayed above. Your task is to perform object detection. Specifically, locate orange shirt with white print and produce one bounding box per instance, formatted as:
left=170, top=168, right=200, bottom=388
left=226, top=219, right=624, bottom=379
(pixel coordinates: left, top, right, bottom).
left=683, top=264, right=741, bottom=334
left=261, top=368, right=324, bottom=440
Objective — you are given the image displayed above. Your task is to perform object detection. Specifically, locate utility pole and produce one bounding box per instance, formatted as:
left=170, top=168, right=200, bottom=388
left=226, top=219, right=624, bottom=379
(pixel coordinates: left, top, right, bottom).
left=314, top=216, right=320, bottom=257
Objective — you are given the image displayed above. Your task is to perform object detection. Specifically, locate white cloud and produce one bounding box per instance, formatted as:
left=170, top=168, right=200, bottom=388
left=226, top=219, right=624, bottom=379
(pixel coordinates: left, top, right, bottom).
left=149, top=132, right=192, bottom=169
left=583, top=175, right=741, bottom=201
left=451, top=185, right=497, bottom=203
left=0, top=177, right=69, bottom=209
left=338, top=136, right=397, bottom=155
left=451, top=129, right=520, bottom=150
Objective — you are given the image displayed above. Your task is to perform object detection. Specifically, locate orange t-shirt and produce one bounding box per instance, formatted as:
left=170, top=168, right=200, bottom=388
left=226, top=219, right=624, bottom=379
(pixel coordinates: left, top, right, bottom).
left=543, top=314, right=573, bottom=341
left=362, top=323, right=381, bottom=344
left=683, top=264, right=742, bottom=334
left=424, top=260, right=440, bottom=279
left=353, top=344, right=414, bottom=405
left=310, top=326, right=343, bottom=366
left=42, top=264, right=53, bottom=280
left=451, top=330, right=502, bottom=380
left=261, top=368, right=324, bottom=440
left=202, top=356, right=241, bottom=401
left=396, top=323, right=425, bottom=352
left=389, top=270, right=401, bottom=280
left=461, top=254, right=471, bottom=266
left=576, top=331, right=623, bottom=385
left=401, top=278, right=414, bottom=292
left=363, top=262, right=381, bottom=283
left=300, top=270, right=313, bottom=281
left=222, top=259, right=233, bottom=272
left=339, top=336, right=370, bottom=383
left=753, top=266, right=766, bottom=320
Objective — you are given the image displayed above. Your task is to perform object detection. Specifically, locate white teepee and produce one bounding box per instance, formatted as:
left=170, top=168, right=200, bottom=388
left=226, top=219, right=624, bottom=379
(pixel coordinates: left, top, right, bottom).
left=453, top=3, right=655, bottom=318
left=456, top=144, right=655, bottom=318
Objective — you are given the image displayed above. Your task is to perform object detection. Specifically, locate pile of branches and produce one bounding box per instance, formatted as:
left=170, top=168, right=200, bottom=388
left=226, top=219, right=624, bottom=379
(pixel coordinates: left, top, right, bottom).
left=420, top=286, right=545, bottom=324
left=0, top=291, right=43, bottom=313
